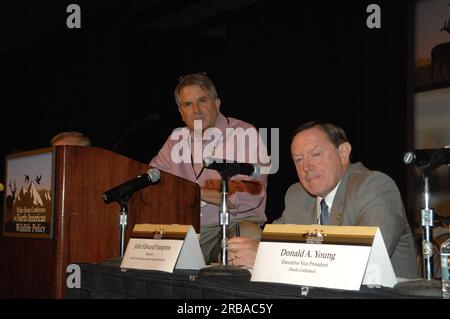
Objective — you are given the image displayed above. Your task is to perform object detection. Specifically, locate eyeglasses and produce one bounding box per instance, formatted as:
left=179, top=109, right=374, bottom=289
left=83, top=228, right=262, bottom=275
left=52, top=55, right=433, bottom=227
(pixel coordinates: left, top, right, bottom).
left=177, top=72, right=208, bottom=83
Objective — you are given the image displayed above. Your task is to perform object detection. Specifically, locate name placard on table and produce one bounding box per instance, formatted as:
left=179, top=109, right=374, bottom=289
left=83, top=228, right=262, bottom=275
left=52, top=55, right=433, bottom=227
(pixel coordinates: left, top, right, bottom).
left=251, top=224, right=397, bottom=291
left=120, top=224, right=205, bottom=272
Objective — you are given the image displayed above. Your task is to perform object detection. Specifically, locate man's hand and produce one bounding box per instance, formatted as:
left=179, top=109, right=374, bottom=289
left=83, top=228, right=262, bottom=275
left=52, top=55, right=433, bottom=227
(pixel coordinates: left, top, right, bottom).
left=200, top=188, right=236, bottom=208
left=227, top=236, right=259, bottom=268
left=201, top=179, right=262, bottom=208
left=203, top=179, right=262, bottom=195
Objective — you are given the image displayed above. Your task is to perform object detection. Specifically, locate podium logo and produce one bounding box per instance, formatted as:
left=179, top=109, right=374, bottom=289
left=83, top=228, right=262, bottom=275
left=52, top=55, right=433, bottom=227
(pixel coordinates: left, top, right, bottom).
left=66, top=264, right=81, bottom=289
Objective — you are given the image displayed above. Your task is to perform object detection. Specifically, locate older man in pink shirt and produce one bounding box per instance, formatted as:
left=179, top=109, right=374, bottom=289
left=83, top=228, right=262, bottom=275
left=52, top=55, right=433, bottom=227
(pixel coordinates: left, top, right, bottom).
left=150, top=73, right=268, bottom=263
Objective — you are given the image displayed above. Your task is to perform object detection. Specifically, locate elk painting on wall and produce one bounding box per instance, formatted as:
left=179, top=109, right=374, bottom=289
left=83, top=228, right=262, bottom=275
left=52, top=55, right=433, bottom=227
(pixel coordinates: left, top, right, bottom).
left=412, top=0, right=450, bottom=253
left=415, top=0, right=450, bottom=91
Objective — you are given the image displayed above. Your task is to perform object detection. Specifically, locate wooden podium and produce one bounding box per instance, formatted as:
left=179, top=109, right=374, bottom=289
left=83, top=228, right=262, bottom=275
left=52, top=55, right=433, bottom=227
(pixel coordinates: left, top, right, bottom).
left=0, top=146, right=200, bottom=298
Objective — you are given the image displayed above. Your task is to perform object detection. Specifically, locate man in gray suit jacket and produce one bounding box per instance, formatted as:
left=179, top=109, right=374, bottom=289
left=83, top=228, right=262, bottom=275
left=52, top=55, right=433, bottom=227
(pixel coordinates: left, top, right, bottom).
left=228, top=121, right=418, bottom=279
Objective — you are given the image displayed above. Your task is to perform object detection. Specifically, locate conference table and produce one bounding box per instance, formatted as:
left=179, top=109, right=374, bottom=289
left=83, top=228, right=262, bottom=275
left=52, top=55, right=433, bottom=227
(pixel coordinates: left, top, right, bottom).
left=65, top=259, right=441, bottom=299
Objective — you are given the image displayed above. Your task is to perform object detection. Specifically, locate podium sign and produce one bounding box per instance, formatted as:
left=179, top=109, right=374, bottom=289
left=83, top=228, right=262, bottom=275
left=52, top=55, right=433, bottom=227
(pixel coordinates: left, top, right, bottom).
left=251, top=224, right=397, bottom=291
left=121, top=224, right=205, bottom=272
left=2, top=148, right=55, bottom=239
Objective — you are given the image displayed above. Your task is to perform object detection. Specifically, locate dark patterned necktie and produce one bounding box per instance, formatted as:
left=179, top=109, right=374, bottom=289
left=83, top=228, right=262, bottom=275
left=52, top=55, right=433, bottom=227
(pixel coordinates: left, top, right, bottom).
left=320, top=199, right=329, bottom=225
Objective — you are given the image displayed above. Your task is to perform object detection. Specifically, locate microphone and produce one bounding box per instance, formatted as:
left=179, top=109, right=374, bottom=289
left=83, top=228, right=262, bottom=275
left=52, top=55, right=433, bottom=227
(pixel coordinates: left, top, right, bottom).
left=112, top=113, right=160, bottom=151
left=102, top=168, right=161, bottom=204
left=403, top=147, right=450, bottom=170
left=203, top=157, right=260, bottom=178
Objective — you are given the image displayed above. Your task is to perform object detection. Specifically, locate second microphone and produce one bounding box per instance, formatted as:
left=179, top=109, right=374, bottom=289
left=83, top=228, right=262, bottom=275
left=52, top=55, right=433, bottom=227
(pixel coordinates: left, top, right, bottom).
left=103, top=168, right=161, bottom=204
left=203, top=157, right=260, bottom=178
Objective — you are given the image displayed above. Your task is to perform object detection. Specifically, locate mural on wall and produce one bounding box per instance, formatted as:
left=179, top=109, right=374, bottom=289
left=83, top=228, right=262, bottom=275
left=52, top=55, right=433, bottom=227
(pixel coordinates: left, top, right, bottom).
left=414, top=89, right=450, bottom=215
left=415, top=0, right=450, bottom=91
left=413, top=0, right=450, bottom=277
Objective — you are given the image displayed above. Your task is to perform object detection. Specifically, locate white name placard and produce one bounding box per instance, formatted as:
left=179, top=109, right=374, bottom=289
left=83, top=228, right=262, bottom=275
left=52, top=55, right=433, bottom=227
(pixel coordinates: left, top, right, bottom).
left=251, top=225, right=397, bottom=291
left=120, top=224, right=205, bottom=272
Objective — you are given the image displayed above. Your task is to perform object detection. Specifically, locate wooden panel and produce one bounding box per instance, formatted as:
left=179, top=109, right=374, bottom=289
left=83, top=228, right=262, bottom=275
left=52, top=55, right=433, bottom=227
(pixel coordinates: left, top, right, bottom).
left=136, top=170, right=201, bottom=230
left=0, top=237, right=58, bottom=298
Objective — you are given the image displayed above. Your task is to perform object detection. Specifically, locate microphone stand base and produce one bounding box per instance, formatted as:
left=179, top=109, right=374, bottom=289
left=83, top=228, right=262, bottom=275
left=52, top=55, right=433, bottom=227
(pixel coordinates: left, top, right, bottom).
left=198, top=265, right=251, bottom=278
left=394, top=279, right=442, bottom=297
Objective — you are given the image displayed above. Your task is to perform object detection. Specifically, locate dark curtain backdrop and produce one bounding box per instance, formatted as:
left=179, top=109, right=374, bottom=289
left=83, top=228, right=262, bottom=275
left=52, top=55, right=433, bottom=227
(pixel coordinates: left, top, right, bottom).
left=1, top=0, right=413, bottom=224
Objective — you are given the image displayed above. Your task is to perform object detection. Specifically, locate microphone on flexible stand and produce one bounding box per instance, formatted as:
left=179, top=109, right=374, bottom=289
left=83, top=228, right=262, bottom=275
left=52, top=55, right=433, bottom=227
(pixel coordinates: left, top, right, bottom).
left=394, top=146, right=449, bottom=296
left=102, top=168, right=161, bottom=204
left=403, top=147, right=450, bottom=170
left=112, top=113, right=160, bottom=151
left=198, top=157, right=259, bottom=278
left=102, top=167, right=161, bottom=257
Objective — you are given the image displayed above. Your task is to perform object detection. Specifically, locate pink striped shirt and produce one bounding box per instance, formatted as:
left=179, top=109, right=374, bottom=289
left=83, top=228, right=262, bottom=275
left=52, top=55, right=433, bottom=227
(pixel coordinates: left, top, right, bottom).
left=150, top=113, right=268, bottom=226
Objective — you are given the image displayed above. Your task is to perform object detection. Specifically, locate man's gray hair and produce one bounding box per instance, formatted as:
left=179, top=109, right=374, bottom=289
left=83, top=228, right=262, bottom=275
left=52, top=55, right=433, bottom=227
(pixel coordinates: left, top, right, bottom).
left=174, top=73, right=218, bottom=106
left=51, top=131, right=91, bottom=146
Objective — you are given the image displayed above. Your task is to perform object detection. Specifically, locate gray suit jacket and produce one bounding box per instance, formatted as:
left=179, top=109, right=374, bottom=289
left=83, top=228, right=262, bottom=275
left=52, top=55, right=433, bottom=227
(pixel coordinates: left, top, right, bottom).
left=273, top=162, right=418, bottom=279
